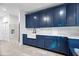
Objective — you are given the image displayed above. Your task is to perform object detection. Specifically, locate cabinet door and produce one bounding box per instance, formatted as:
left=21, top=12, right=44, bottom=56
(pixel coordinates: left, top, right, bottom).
left=25, top=12, right=40, bottom=28
left=25, top=14, right=34, bottom=28
left=37, top=39, right=44, bottom=48
left=53, top=5, right=66, bottom=27
left=36, top=35, right=44, bottom=48
left=57, top=37, right=69, bottom=55
left=77, top=3, right=79, bottom=26
left=44, top=36, right=58, bottom=50
left=66, top=4, right=77, bottom=26
left=31, top=13, right=40, bottom=28
left=23, top=35, right=35, bottom=45
left=27, top=38, right=37, bottom=46
left=40, top=9, right=53, bottom=27
left=23, top=34, right=27, bottom=45
left=23, top=38, right=37, bottom=46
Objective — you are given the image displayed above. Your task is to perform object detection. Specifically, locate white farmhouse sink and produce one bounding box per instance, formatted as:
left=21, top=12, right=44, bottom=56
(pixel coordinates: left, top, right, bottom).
left=27, top=33, right=36, bottom=39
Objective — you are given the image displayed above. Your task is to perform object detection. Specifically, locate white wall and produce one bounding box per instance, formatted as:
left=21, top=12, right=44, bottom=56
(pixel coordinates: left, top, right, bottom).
left=20, top=11, right=27, bottom=44
left=36, top=27, right=79, bottom=39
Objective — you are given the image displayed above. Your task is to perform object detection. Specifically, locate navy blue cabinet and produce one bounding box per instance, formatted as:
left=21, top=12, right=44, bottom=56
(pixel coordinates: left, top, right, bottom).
left=44, top=36, right=69, bottom=55
left=27, top=38, right=37, bottom=46
left=25, top=12, right=40, bottom=28
left=36, top=35, right=45, bottom=48
left=53, top=5, right=66, bottom=27
left=23, top=38, right=37, bottom=46
left=77, top=4, right=79, bottom=26
left=25, top=14, right=33, bottom=28
left=66, top=4, right=77, bottom=26
left=23, top=34, right=27, bottom=45
left=44, top=36, right=58, bottom=50
left=23, top=34, right=70, bottom=55
left=40, top=8, right=54, bottom=27
left=23, top=34, right=38, bottom=46
left=57, top=37, right=69, bottom=55
left=25, top=4, right=79, bottom=28
left=68, top=39, right=79, bottom=55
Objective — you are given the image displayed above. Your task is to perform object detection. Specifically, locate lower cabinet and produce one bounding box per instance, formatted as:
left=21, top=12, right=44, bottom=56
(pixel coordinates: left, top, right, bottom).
left=44, top=36, right=58, bottom=50
left=68, top=39, right=79, bottom=56
left=23, top=34, right=70, bottom=55
left=23, top=38, right=37, bottom=46
left=23, top=34, right=28, bottom=45
left=23, top=34, right=37, bottom=46
left=44, top=36, right=69, bottom=55
left=27, top=39, right=37, bottom=46
left=57, top=37, right=69, bottom=55
left=36, top=35, right=44, bottom=48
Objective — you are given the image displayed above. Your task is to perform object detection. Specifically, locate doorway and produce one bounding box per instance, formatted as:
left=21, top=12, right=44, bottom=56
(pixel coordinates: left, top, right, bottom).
left=0, top=17, right=9, bottom=41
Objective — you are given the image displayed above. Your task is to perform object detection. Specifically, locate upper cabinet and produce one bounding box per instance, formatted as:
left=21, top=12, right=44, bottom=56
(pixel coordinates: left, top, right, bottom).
left=25, top=12, right=40, bottom=28
left=53, top=5, right=66, bottom=27
left=40, top=8, right=54, bottom=27
left=25, top=14, right=33, bottom=28
left=66, top=4, right=77, bottom=26
left=25, top=3, right=79, bottom=28
left=77, top=4, right=79, bottom=26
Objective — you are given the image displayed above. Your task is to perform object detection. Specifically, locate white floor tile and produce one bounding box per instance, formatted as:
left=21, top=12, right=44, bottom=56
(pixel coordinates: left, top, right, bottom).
left=0, top=40, right=64, bottom=56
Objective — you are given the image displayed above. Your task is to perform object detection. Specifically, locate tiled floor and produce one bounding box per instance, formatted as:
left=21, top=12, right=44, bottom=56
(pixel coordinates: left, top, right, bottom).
left=0, top=40, right=64, bottom=56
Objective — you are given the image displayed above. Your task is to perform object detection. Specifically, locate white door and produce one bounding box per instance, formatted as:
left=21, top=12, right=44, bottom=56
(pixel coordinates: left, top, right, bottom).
left=0, top=20, right=9, bottom=41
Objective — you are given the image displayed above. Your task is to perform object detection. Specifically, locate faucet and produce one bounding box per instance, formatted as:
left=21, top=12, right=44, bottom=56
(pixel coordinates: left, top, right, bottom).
left=32, top=28, right=36, bottom=34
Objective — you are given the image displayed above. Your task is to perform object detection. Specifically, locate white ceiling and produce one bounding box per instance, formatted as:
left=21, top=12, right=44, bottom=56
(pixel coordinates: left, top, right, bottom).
left=0, top=3, right=62, bottom=16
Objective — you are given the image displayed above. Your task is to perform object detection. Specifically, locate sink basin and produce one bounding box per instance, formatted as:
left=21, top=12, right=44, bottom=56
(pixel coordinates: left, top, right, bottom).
left=27, top=33, right=36, bottom=39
